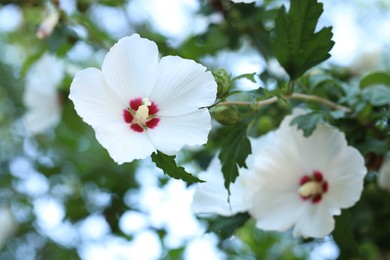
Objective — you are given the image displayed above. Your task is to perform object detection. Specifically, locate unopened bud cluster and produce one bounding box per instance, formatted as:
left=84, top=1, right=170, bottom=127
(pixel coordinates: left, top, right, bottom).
left=212, top=68, right=231, bottom=99
left=212, top=105, right=240, bottom=125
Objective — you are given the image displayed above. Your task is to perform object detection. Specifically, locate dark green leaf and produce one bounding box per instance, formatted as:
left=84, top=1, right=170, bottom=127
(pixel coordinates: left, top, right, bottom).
left=358, top=136, right=390, bottom=155
left=362, top=85, right=390, bottom=106
left=219, top=124, right=252, bottom=191
left=332, top=211, right=359, bottom=259
left=289, top=111, right=325, bottom=137
left=272, top=0, right=334, bottom=79
left=204, top=212, right=250, bottom=240
left=360, top=71, right=390, bottom=89
left=151, top=151, right=204, bottom=183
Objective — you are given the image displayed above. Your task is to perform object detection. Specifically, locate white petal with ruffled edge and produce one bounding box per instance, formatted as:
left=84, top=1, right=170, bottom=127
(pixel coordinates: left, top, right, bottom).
left=292, top=203, right=335, bottom=238
left=148, top=109, right=211, bottom=155
left=95, top=124, right=156, bottom=164
left=102, top=34, right=158, bottom=105
left=288, top=124, right=347, bottom=176
left=252, top=189, right=304, bottom=232
left=251, top=143, right=304, bottom=192
left=150, top=56, right=217, bottom=117
left=69, top=68, right=123, bottom=128
left=324, top=144, right=366, bottom=208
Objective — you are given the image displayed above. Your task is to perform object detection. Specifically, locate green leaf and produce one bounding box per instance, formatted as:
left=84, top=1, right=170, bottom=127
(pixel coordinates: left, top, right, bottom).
left=360, top=71, right=390, bottom=89
left=272, top=0, right=334, bottom=79
left=332, top=211, right=359, bottom=259
left=151, top=151, right=204, bottom=183
left=362, top=85, right=390, bottom=106
left=358, top=136, right=389, bottom=155
left=289, top=111, right=325, bottom=137
left=219, top=124, right=252, bottom=191
left=204, top=212, right=251, bottom=240
left=232, top=72, right=257, bottom=83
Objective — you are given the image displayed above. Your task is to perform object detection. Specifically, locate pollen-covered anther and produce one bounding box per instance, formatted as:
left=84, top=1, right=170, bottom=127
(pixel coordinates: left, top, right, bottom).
left=133, top=101, right=150, bottom=125
left=298, top=181, right=322, bottom=197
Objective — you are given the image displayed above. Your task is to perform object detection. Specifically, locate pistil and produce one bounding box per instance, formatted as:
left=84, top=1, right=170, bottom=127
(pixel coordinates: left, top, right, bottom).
left=298, top=181, right=322, bottom=197
left=132, top=98, right=151, bottom=126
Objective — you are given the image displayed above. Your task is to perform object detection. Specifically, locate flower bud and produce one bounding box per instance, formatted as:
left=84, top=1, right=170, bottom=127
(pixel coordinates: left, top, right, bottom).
left=212, top=105, right=240, bottom=125
left=36, top=9, right=59, bottom=39
left=212, top=68, right=231, bottom=99
left=256, top=116, right=274, bottom=134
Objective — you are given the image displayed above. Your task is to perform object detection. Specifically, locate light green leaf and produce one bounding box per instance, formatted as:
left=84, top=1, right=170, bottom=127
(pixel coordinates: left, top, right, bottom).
left=289, top=111, right=325, bottom=137
left=272, top=0, right=334, bottom=80
left=362, top=85, right=390, bottom=106
left=151, top=151, right=204, bottom=183
left=232, top=72, right=257, bottom=83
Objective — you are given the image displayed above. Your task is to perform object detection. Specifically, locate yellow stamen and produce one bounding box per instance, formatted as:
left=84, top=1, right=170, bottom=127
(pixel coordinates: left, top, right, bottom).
left=133, top=98, right=150, bottom=125
left=298, top=181, right=322, bottom=197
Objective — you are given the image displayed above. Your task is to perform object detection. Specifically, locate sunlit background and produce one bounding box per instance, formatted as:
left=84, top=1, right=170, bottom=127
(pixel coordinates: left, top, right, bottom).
left=0, top=0, right=389, bottom=259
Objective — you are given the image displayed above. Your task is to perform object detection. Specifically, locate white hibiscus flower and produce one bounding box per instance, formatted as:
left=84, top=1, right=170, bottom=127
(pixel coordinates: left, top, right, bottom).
left=191, top=131, right=276, bottom=216
left=248, top=109, right=367, bottom=238
left=69, top=34, right=217, bottom=164
left=378, top=157, right=390, bottom=191
left=23, top=53, right=64, bottom=135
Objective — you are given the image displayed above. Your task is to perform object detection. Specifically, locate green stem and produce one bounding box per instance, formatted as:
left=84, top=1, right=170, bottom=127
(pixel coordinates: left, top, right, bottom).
left=217, top=93, right=352, bottom=113
left=287, top=80, right=295, bottom=95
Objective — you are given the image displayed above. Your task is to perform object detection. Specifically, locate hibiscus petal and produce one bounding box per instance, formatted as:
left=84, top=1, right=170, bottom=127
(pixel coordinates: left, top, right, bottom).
left=69, top=68, right=123, bottom=128
left=287, top=125, right=347, bottom=175
left=25, top=53, right=64, bottom=91
left=191, top=157, right=250, bottom=216
left=95, top=123, right=156, bottom=164
left=324, top=145, right=366, bottom=208
left=292, top=203, right=335, bottom=238
left=24, top=98, right=61, bottom=135
left=150, top=56, right=217, bottom=116
left=253, top=143, right=303, bottom=192
left=147, top=109, right=211, bottom=155
left=250, top=189, right=304, bottom=232
left=102, top=34, right=158, bottom=104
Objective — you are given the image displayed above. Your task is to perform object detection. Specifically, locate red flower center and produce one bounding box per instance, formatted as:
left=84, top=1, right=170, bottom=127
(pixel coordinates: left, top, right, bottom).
left=123, top=97, right=160, bottom=133
left=298, top=171, right=328, bottom=204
